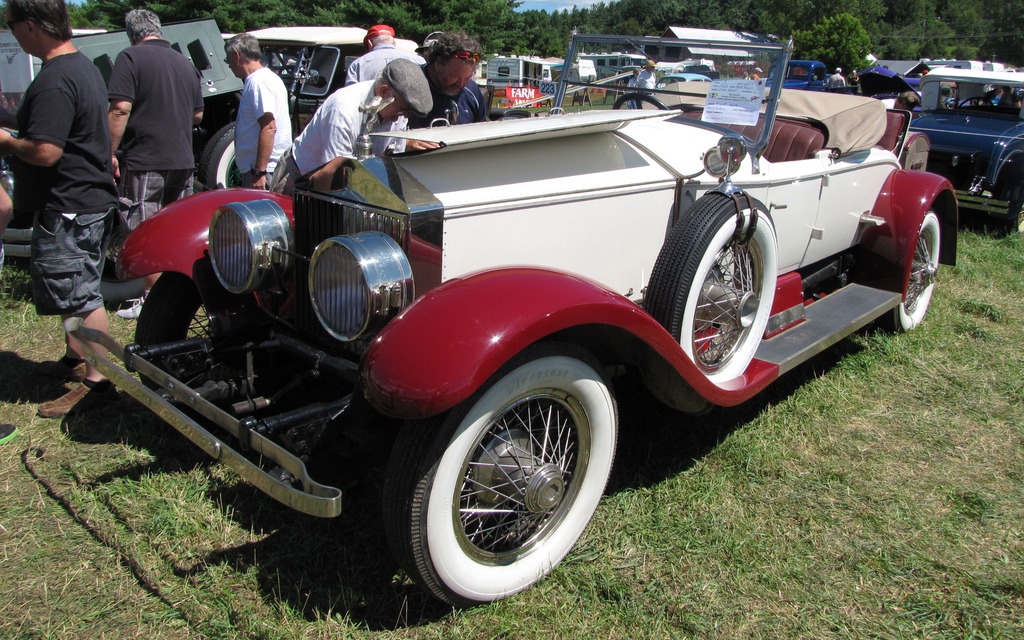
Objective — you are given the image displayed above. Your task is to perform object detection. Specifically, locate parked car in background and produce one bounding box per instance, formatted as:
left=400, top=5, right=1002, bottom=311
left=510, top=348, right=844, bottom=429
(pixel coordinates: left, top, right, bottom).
left=655, top=72, right=712, bottom=89
left=858, top=65, right=921, bottom=106
left=70, top=30, right=956, bottom=606
left=910, top=67, right=1024, bottom=231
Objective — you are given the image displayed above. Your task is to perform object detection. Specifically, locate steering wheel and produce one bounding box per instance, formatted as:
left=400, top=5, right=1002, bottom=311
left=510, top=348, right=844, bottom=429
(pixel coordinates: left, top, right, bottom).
left=612, top=93, right=669, bottom=110
left=957, top=96, right=992, bottom=108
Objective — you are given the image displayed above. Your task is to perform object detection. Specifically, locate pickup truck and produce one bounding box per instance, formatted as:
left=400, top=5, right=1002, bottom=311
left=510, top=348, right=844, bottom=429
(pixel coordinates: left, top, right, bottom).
left=784, top=60, right=828, bottom=91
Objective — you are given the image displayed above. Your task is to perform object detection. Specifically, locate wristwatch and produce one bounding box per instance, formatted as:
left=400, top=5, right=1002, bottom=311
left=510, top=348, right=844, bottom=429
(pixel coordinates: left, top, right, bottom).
left=253, top=169, right=268, bottom=177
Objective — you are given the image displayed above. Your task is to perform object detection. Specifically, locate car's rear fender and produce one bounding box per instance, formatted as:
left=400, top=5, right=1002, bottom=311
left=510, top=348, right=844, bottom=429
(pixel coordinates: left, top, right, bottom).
left=118, top=189, right=292, bottom=280
left=360, top=267, right=780, bottom=420
left=855, top=169, right=957, bottom=294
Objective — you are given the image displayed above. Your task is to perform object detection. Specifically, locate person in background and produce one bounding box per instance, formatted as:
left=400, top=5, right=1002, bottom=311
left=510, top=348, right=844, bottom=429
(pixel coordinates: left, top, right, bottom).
left=345, top=24, right=425, bottom=86
left=636, top=59, right=657, bottom=91
left=894, top=91, right=921, bottom=111
left=408, top=31, right=487, bottom=129
left=269, top=58, right=432, bottom=196
left=0, top=0, right=119, bottom=418
left=107, top=9, right=204, bottom=320
left=826, top=67, right=847, bottom=89
left=0, top=180, right=11, bottom=275
left=225, top=33, right=291, bottom=189
left=624, top=67, right=641, bottom=107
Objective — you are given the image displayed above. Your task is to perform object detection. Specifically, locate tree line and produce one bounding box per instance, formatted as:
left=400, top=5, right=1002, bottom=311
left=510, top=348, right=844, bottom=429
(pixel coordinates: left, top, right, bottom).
left=60, top=0, right=1024, bottom=68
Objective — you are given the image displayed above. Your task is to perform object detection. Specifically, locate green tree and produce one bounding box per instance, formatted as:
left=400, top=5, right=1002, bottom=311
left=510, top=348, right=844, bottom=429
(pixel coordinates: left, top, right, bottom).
left=794, top=13, right=873, bottom=73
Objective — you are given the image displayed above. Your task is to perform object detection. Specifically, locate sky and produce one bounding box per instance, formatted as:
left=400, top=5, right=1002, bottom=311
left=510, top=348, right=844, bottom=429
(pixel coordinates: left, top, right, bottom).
left=515, top=1, right=610, bottom=12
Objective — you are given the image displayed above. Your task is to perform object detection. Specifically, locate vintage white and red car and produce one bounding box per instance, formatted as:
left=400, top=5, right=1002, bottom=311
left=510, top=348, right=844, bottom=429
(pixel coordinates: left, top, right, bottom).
left=71, top=31, right=957, bottom=605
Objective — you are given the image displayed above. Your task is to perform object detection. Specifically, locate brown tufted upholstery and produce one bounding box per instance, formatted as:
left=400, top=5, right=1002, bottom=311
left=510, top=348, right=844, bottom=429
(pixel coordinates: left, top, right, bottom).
left=678, top=111, right=827, bottom=163
left=874, top=110, right=907, bottom=154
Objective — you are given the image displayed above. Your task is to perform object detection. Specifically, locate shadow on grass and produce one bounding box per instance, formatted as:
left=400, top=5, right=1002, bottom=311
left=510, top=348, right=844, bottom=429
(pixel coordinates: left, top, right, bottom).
left=0, top=349, right=103, bottom=405
left=30, top=334, right=867, bottom=631
left=607, top=337, right=864, bottom=493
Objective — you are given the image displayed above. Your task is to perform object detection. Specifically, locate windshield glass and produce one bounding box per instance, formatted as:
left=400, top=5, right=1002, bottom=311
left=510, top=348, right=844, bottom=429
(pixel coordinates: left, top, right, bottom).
left=551, top=32, right=790, bottom=154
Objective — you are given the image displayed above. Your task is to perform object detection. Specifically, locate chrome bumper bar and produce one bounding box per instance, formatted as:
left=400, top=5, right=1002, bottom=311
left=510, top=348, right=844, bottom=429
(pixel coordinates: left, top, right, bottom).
left=64, top=318, right=343, bottom=518
left=955, top=190, right=1021, bottom=221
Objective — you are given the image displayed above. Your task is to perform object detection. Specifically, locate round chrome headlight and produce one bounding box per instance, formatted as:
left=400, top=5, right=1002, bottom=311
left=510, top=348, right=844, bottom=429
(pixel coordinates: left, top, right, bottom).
left=704, top=135, right=747, bottom=179
left=309, top=231, right=413, bottom=342
left=209, top=200, right=292, bottom=294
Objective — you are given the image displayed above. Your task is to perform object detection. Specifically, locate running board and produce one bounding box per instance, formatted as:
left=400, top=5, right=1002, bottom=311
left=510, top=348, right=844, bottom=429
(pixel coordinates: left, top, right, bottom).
left=755, top=284, right=901, bottom=375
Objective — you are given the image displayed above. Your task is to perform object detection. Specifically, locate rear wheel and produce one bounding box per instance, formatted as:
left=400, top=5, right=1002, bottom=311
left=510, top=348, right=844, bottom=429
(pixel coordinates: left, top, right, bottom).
left=645, top=194, right=777, bottom=384
left=383, top=344, right=617, bottom=606
left=198, top=123, right=239, bottom=190
left=891, top=211, right=940, bottom=332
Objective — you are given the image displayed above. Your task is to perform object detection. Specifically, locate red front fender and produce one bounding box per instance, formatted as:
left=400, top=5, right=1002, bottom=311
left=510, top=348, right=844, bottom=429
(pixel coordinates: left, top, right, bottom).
left=361, top=268, right=779, bottom=420
left=118, top=188, right=293, bottom=280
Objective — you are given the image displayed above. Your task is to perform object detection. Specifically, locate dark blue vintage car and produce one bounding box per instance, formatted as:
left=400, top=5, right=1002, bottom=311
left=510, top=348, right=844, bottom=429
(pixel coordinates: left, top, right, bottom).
left=910, top=68, right=1024, bottom=231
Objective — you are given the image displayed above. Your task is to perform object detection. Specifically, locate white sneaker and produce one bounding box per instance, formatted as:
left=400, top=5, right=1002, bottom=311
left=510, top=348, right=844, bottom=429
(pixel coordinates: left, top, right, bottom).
left=116, top=295, right=145, bottom=320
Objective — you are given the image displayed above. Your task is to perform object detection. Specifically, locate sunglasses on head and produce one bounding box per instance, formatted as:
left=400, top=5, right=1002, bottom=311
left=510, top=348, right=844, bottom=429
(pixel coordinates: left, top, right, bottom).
left=451, top=50, right=481, bottom=63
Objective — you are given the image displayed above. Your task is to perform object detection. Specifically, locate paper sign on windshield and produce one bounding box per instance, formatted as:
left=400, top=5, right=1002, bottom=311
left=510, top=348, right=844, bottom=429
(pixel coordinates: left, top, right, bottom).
left=702, top=79, right=766, bottom=126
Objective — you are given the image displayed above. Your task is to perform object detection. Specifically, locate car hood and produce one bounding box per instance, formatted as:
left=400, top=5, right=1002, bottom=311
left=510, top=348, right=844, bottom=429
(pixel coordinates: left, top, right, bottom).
left=911, top=111, right=1024, bottom=146
left=858, top=66, right=918, bottom=98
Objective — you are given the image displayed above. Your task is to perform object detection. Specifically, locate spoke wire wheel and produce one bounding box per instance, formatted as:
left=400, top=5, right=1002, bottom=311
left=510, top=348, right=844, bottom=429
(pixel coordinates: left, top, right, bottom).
left=384, top=345, right=617, bottom=605
left=686, top=228, right=765, bottom=375
left=896, top=211, right=940, bottom=331
left=455, top=388, right=588, bottom=564
left=646, top=194, right=777, bottom=385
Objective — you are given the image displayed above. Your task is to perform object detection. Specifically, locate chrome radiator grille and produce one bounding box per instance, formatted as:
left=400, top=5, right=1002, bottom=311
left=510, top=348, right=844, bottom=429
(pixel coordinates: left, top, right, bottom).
left=293, top=191, right=409, bottom=343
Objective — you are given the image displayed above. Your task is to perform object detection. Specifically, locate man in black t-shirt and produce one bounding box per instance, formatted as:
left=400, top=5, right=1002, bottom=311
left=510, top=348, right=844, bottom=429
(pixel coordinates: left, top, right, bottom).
left=107, top=9, right=203, bottom=319
left=0, top=0, right=119, bottom=418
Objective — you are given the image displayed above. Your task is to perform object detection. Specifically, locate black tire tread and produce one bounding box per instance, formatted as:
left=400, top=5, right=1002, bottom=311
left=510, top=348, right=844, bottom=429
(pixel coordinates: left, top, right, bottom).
left=135, top=272, right=203, bottom=346
left=198, top=123, right=236, bottom=189
left=644, top=193, right=739, bottom=339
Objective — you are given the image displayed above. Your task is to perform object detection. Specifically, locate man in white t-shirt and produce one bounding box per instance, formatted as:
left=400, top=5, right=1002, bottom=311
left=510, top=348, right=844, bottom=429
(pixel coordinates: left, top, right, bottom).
left=225, top=33, right=292, bottom=189
left=345, top=24, right=425, bottom=86
left=269, top=58, right=432, bottom=196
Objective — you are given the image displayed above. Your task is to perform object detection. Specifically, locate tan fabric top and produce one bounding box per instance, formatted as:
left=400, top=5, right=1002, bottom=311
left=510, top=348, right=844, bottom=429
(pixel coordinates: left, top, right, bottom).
left=657, top=82, right=888, bottom=155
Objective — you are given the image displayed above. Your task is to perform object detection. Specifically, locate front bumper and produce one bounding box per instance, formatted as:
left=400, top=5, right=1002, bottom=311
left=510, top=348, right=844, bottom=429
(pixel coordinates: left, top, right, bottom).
left=955, top=189, right=1023, bottom=224
left=64, top=318, right=344, bottom=518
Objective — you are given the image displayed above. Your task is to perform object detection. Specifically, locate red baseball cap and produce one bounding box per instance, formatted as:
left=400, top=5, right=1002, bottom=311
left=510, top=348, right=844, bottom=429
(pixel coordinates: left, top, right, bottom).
left=364, top=24, right=395, bottom=48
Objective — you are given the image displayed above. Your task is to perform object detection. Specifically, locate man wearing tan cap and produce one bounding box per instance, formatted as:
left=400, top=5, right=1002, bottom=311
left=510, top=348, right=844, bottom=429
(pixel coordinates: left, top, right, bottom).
left=271, top=58, right=432, bottom=195
left=637, top=59, right=657, bottom=91
left=345, top=24, right=425, bottom=86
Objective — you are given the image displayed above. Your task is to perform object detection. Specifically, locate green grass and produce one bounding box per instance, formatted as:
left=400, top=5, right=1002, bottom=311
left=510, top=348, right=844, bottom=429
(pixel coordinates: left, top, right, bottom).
left=1, top=230, right=1023, bottom=638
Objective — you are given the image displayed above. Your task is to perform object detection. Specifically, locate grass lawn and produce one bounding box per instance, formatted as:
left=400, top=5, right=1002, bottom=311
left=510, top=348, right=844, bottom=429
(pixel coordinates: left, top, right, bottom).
left=0, top=229, right=1022, bottom=638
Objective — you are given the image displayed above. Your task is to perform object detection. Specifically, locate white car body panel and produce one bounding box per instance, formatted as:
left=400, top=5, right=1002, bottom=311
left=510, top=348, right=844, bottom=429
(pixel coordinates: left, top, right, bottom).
left=398, top=110, right=903, bottom=285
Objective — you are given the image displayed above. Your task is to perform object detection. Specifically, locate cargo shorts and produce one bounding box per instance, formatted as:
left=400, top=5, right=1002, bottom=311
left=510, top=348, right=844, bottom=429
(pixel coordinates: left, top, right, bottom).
left=30, top=207, right=114, bottom=316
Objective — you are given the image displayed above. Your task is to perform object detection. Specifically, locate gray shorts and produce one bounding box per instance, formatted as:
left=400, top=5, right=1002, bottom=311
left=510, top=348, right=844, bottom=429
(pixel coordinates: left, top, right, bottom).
left=268, top=147, right=299, bottom=196
left=30, top=208, right=113, bottom=316
left=119, top=168, right=194, bottom=231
